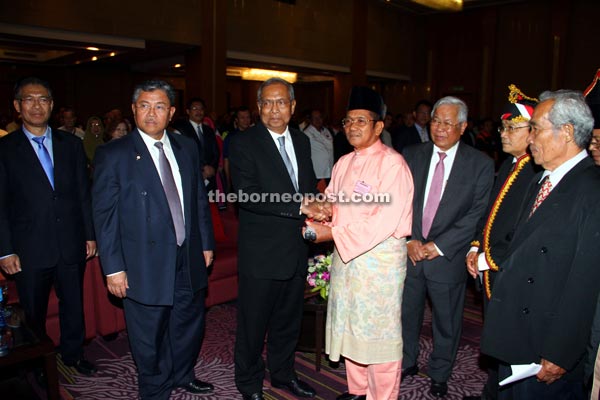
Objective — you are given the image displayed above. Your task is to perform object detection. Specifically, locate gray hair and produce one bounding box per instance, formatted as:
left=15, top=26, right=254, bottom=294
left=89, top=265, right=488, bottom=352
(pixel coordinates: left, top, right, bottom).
left=132, top=80, right=176, bottom=106
left=432, top=96, right=468, bottom=123
left=538, top=90, right=593, bottom=148
left=257, top=78, right=295, bottom=102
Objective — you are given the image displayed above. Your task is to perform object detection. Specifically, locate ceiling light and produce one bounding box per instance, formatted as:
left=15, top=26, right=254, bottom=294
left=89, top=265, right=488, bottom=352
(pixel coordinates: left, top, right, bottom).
left=240, top=68, right=297, bottom=83
left=86, top=46, right=100, bottom=51
left=91, top=56, right=98, bottom=61
left=174, top=63, right=182, bottom=68
left=109, top=52, right=116, bottom=57
left=411, top=0, right=462, bottom=11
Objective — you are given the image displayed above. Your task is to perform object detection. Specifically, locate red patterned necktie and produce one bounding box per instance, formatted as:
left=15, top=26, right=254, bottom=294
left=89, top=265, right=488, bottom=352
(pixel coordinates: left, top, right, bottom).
left=528, top=176, right=552, bottom=218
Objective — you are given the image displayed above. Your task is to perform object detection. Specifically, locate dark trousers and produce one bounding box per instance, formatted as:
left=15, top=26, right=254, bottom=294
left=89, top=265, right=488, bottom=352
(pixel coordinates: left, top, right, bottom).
left=402, top=271, right=466, bottom=382
left=234, top=272, right=305, bottom=396
left=123, top=245, right=206, bottom=400
left=498, top=364, right=585, bottom=400
left=15, top=259, right=85, bottom=364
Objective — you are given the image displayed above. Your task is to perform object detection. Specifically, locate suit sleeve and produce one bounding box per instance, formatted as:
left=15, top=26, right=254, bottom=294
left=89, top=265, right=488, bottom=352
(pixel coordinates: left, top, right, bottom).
left=74, top=139, right=95, bottom=241
left=434, top=155, right=494, bottom=260
left=542, top=205, right=600, bottom=371
left=92, top=145, right=126, bottom=275
left=0, top=146, right=12, bottom=256
left=191, top=142, right=215, bottom=250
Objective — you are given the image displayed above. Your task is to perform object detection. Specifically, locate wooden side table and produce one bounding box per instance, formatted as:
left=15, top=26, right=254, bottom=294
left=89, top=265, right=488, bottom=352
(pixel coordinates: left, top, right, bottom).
left=297, top=294, right=327, bottom=371
left=0, top=306, right=59, bottom=400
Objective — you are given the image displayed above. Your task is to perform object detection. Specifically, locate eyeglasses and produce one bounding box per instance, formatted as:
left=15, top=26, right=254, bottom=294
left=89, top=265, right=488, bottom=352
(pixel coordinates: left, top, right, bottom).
left=258, top=98, right=291, bottom=110
left=135, top=103, right=169, bottom=113
left=17, top=96, right=52, bottom=106
left=430, top=118, right=461, bottom=130
left=341, top=117, right=377, bottom=128
left=498, top=125, right=530, bottom=134
left=189, top=106, right=204, bottom=111
left=590, top=137, right=600, bottom=149
left=90, top=122, right=101, bottom=127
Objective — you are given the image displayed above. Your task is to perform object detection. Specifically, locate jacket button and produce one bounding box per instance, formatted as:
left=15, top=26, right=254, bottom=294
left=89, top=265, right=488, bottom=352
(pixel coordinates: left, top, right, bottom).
left=540, top=247, right=548, bottom=253
left=527, top=277, right=534, bottom=284
left=522, top=307, right=529, bottom=314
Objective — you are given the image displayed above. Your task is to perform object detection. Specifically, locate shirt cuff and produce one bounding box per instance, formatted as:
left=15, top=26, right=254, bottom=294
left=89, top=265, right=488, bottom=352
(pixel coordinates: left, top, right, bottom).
left=106, top=271, right=124, bottom=277
left=477, top=252, right=491, bottom=271
left=433, top=243, right=444, bottom=257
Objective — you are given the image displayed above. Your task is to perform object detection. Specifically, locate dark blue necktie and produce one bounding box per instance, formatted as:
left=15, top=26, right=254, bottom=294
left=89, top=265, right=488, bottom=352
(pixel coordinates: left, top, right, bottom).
left=32, top=136, right=54, bottom=189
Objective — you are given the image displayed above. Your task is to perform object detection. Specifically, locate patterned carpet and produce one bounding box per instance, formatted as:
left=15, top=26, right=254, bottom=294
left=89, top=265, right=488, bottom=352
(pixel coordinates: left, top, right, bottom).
left=42, top=286, right=488, bottom=400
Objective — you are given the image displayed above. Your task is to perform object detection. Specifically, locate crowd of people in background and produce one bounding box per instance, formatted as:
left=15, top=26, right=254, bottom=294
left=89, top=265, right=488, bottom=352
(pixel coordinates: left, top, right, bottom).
left=0, top=96, right=512, bottom=174
left=2, top=70, right=600, bottom=400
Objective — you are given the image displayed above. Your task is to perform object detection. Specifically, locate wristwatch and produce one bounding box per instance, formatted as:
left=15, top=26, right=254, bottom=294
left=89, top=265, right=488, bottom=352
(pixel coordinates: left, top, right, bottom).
left=304, top=226, right=317, bottom=242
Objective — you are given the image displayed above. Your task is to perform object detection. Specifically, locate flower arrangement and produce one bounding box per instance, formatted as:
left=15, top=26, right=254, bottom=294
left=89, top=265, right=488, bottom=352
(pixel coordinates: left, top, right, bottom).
left=306, top=253, right=332, bottom=301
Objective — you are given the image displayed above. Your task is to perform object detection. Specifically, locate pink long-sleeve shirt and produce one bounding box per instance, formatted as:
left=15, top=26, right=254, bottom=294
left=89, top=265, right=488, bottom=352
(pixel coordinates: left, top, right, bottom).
left=326, top=140, right=414, bottom=263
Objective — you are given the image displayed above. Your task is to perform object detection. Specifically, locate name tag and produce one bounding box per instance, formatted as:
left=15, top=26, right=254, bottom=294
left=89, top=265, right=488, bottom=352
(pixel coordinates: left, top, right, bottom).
left=354, top=180, right=371, bottom=194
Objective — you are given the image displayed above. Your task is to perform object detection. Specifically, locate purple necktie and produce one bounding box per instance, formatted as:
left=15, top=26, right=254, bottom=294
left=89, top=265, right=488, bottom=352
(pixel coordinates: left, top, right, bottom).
left=154, top=142, right=185, bottom=246
left=422, top=152, right=447, bottom=238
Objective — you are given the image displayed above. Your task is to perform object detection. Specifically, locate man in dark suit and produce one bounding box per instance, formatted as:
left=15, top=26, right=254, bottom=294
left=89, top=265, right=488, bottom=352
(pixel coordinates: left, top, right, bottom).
left=230, top=77, right=318, bottom=400
left=172, top=97, right=220, bottom=192
left=0, top=77, right=97, bottom=375
left=92, top=80, right=215, bottom=400
left=481, top=90, right=600, bottom=399
left=463, top=85, right=539, bottom=400
left=392, top=99, right=432, bottom=153
left=401, top=96, right=494, bottom=397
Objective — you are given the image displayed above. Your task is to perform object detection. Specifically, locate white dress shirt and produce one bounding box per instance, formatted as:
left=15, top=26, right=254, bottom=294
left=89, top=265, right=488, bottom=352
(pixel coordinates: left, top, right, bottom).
left=138, top=129, right=185, bottom=220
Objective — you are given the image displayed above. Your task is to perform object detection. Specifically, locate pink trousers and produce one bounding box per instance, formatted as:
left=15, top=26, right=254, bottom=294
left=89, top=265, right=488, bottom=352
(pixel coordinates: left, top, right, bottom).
left=345, top=358, right=402, bottom=400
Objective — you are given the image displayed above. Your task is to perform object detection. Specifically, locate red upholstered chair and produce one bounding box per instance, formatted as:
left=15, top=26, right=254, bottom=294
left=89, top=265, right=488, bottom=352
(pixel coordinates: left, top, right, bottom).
left=88, top=257, right=126, bottom=337
left=205, top=204, right=239, bottom=308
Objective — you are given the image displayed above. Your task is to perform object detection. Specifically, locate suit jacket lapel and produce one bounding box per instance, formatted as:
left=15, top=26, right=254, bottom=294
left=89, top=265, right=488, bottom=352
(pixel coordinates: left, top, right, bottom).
left=257, top=124, right=298, bottom=192
left=513, top=158, right=593, bottom=245
left=51, top=131, right=66, bottom=192
left=131, top=130, right=173, bottom=224
left=440, top=143, right=467, bottom=206
left=16, top=129, right=54, bottom=191
left=290, top=129, right=309, bottom=193
left=414, top=143, right=434, bottom=226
